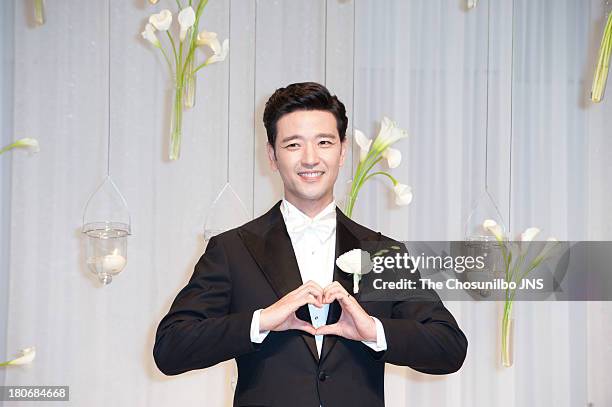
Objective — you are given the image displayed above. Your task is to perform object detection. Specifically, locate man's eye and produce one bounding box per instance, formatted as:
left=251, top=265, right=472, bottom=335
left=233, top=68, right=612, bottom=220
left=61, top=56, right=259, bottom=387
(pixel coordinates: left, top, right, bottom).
left=285, top=143, right=299, bottom=148
left=320, top=140, right=333, bottom=145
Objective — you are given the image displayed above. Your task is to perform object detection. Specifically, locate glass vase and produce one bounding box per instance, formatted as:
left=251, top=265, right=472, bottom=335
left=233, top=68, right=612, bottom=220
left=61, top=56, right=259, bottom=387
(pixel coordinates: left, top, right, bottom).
left=501, top=304, right=514, bottom=367
left=184, top=57, right=197, bottom=109
left=169, top=81, right=184, bottom=161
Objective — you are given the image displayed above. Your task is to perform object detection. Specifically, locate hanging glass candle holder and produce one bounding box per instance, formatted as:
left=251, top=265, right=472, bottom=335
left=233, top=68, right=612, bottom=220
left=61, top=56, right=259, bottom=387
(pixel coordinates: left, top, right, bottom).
left=203, top=182, right=250, bottom=241
left=460, top=188, right=507, bottom=296
left=82, top=175, right=131, bottom=285
left=464, top=188, right=507, bottom=241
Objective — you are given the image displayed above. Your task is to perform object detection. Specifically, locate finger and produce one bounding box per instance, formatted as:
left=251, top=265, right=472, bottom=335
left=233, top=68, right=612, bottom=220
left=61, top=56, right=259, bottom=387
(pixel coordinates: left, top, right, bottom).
left=294, top=282, right=324, bottom=300
left=289, top=315, right=317, bottom=335
left=324, top=291, right=356, bottom=309
left=322, top=281, right=344, bottom=295
left=315, top=323, right=341, bottom=336
left=291, top=291, right=323, bottom=310
left=322, top=286, right=350, bottom=304
left=301, top=280, right=324, bottom=293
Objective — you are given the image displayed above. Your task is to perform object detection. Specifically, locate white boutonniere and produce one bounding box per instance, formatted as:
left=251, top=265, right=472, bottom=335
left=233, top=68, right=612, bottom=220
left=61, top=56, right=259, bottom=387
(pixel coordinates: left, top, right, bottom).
left=336, top=249, right=373, bottom=294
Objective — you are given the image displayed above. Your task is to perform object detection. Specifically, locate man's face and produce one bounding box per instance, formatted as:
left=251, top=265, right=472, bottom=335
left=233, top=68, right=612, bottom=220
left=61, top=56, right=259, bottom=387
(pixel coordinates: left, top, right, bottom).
left=267, top=110, right=347, bottom=210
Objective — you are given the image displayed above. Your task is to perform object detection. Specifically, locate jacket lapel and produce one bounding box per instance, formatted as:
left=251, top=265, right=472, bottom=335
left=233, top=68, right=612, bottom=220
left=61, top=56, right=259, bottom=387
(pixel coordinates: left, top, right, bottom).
left=319, top=207, right=363, bottom=363
left=238, top=200, right=319, bottom=363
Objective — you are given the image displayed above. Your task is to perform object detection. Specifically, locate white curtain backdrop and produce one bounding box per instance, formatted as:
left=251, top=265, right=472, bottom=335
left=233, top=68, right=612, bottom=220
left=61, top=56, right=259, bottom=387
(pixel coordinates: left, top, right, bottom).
left=1, top=0, right=610, bottom=406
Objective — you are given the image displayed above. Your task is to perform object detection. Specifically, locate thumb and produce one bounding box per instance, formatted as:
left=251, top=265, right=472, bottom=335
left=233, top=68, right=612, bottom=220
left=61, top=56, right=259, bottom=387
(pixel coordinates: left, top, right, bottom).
left=315, top=323, right=341, bottom=336
left=289, top=316, right=317, bottom=335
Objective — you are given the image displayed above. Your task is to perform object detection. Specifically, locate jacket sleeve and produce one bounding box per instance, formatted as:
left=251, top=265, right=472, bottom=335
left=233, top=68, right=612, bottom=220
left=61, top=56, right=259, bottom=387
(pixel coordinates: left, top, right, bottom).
left=153, top=235, right=260, bottom=375
left=367, top=243, right=468, bottom=374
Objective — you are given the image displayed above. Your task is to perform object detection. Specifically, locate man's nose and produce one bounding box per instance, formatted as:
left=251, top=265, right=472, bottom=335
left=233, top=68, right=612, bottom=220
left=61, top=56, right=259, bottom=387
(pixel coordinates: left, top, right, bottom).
left=301, top=142, right=320, bottom=166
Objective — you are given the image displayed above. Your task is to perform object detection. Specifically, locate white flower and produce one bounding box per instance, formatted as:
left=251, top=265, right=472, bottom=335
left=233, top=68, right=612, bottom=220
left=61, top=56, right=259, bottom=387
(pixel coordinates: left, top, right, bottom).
left=354, top=129, right=372, bottom=162
left=2, top=347, right=36, bottom=366
left=197, top=30, right=220, bottom=51
left=149, top=0, right=159, bottom=4
left=149, top=9, right=172, bottom=31
left=336, top=249, right=372, bottom=293
left=0, top=138, right=40, bottom=155
left=14, top=138, right=39, bottom=153
left=141, top=23, right=160, bottom=48
left=178, top=7, right=196, bottom=42
left=393, top=183, right=413, bottom=206
left=483, top=219, right=504, bottom=241
left=519, top=227, right=540, bottom=242
left=205, top=38, right=229, bottom=65
left=467, top=0, right=479, bottom=9
left=372, top=116, right=408, bottom=151
left=381, top=147, right=401, bottom=168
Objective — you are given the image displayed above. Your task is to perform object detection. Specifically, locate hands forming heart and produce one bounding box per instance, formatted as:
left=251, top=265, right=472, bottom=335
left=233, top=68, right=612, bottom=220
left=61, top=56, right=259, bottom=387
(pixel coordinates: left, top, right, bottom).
left=259, top=280, right=377, bottom=342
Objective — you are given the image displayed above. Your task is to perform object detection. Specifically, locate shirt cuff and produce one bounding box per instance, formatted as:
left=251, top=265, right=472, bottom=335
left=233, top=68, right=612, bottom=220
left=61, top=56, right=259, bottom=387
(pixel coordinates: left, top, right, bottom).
left=361, top=316, right=388, bottom=352
left=250, top=309, right=271, bottom=344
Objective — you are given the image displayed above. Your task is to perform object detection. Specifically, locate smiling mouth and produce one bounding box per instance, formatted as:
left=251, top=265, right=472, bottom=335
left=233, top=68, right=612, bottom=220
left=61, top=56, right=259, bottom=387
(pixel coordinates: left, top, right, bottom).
left=298, top=171, right=325, bottom=181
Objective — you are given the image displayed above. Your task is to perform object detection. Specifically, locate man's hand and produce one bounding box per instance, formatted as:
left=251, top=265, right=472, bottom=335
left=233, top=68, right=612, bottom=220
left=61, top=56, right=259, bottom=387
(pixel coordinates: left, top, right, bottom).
left=315, top=281, right=377, bottom=342
left=259, top=280, right=324, bottom=335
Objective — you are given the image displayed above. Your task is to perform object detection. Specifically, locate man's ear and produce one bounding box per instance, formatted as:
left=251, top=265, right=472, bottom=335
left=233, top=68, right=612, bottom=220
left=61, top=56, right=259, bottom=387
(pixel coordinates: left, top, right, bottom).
left=338, top=135, right=348, bottom=167
left=266, top=142, right=278, bottom=172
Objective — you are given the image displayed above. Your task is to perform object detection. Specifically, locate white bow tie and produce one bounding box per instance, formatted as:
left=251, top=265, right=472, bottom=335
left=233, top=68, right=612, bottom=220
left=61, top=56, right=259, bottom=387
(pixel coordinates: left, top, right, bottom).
left=284, top=210, right=336, bottom=243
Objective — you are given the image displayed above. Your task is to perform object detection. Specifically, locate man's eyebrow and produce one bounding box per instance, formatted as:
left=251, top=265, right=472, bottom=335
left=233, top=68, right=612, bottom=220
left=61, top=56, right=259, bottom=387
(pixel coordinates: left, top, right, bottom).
left=279, top=133, right=337, bottom=143
left=279, top=135, right=303, bottom=143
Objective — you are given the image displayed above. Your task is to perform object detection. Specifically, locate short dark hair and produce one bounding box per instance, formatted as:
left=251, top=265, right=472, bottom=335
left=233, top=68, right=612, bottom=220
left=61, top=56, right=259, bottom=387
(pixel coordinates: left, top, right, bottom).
left=263, top=82, right=348, bottom=148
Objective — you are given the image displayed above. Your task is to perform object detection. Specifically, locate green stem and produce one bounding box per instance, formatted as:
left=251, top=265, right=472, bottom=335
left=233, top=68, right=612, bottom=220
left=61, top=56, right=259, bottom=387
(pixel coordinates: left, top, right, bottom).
left=362, top=171, right=398, bottom=185
left=166, top=32, right=179, bottom=68
left=159, top=47, right=174, bottom=74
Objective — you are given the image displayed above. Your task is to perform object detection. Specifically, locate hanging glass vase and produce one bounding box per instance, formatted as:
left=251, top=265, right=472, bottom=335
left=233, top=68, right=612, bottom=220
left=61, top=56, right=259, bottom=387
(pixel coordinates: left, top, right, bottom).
left=169, top=79, right=184, bottom=161
left=82, top=176, right=131, bottom=285
left=500, top=304, right=514, bottom=367
left=203, top=182, right=251, bottom=241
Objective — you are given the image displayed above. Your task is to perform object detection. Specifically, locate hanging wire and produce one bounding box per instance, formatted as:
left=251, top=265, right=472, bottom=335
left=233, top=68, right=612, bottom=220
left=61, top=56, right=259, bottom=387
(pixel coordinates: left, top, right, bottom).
left=484, top=0, right=491, bottom=190
left=251, top=0, right=258, bottom=218
left=107, top=0, right=112, bottom=177
left=508, top=0, right=515, bottom=231
left=226, top=0, right=232, bottom=182
left=324, top=0, right=328, bottom=86
left=351, top=0, right=356, bottom=180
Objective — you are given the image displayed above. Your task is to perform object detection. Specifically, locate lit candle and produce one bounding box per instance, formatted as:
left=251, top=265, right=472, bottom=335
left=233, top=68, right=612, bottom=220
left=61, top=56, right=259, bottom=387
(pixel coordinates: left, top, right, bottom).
left=102, top=249, right=126, bottom=274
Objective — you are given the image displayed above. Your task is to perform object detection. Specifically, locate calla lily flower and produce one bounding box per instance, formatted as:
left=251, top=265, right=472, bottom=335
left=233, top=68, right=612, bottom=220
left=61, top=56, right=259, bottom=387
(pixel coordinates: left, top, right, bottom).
left=178, top=7, right=196, bottom=42
left=382, top=147, right=401, bottom=168
left=354, top=129, right=372, bottom=162
left=141, top=23, right=160, bottom=48
left=371, top=116, right=408, bottom=152
left=393, top=183, right=413, bottom=206
left=0, top=347, right=36, bottom=366
left=205, top=39, right=229, bottom=65
left=483, top=219, right=504, bottom=241
left=197, top=30, right=220, bottom=51
left=519, top=227, right=540, bottom=242
left=0, top=138, right=40, bottom=155
left=149, top=9, right=172, bottom=31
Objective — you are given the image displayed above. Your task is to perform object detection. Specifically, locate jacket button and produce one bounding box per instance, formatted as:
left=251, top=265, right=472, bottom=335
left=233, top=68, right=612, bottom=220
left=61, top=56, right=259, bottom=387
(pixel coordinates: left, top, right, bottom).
left=318, top=371, right=327, bottom=382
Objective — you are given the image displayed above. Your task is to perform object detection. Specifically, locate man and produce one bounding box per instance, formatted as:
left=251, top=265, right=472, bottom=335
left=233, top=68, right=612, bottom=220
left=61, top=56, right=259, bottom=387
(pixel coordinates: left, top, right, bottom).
left=153, top=82, right=468, bottom=406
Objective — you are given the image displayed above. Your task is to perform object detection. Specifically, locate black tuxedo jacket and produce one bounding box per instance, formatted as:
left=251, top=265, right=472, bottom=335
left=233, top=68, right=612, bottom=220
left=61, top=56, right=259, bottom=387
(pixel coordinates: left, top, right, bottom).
left=154, top=201, right=468, bottom=407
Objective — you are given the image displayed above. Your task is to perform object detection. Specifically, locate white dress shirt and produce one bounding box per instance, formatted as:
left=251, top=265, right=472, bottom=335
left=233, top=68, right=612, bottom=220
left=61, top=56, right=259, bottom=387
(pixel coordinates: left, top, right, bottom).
left=250, top=198, right=387, bottom=355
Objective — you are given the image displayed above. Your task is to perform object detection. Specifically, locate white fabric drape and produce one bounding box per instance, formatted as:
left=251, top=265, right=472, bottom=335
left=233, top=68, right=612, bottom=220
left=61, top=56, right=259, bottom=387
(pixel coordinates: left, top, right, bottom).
left=1, top=0, right=610, bottom=406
